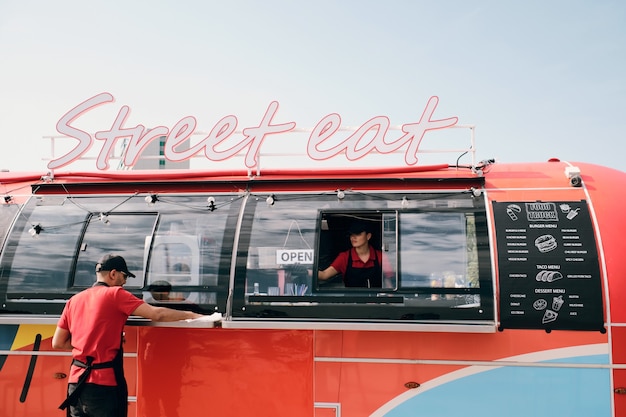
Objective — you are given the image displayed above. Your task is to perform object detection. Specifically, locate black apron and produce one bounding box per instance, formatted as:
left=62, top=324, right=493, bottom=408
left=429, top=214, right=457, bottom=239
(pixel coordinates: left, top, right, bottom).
left=344, top=248, right=383, bottom=288
left=59, top=282, right=128, bottom=417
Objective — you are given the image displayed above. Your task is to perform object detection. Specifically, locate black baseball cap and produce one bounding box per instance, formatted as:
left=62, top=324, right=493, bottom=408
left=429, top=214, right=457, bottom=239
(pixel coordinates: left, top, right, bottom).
left=95, top=254, right=136, bottom=278
left=347, top=220, right=372, bottom=235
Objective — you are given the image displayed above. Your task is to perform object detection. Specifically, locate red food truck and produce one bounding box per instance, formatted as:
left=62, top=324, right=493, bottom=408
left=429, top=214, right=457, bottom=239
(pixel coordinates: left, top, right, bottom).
left=1, top=96, right=625, bottom=416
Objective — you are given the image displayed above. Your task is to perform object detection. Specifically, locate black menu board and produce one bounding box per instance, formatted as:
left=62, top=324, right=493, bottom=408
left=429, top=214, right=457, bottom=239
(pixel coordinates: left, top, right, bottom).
left=493, top=201, right=604, bottom=332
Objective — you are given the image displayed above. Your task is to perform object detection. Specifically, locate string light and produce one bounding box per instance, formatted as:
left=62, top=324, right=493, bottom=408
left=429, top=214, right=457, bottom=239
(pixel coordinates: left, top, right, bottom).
left=99, top=213, right=110, bottom=225
left=4, top=195, right=12, bottom=204
left=28, top=224, right=43, bottom=237
left=336, top=189, right=345, bottom=200
left=266, top=194, right=275, bottom=206
left=401, top=196, right=409, bottom=209
left=207, top=196, right=216, bottom=211
left=145, top=194, right=158, bottom=205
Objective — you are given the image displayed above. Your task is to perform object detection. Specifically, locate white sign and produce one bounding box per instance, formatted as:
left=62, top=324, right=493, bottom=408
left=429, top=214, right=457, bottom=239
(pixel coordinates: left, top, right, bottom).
left=276, top=249, right=314, bottom=265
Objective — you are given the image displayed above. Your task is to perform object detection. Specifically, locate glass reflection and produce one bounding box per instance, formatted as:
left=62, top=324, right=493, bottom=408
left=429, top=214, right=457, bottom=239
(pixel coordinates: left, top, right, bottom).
left=2, top=194, right=238, bottom=310
left=244, top=192, right=485, bottom=314
left=400, top=212, right=470, bottom=287
left=247, top=197, right=318, bottom=296
left=6, top=200, right=86, bottom=294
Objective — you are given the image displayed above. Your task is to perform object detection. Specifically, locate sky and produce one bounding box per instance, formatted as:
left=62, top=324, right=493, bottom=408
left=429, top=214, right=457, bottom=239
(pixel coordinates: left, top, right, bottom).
left=0, top=0, right=624, bottom=173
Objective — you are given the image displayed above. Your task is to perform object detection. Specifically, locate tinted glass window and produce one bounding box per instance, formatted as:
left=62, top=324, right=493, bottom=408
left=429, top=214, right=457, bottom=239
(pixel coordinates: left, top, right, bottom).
left=4, top=196, right=87, bottom=296
left=243, top=195, right=318, bottom=296
left=399, top=211, right=480, bottom=305
left=0, top=203, right=20, bottom=252
left=236, top=191, right=493, bottom=324
left=0, top=193, right=241, bottom=314
left=74, top=212, right=159, bottom=288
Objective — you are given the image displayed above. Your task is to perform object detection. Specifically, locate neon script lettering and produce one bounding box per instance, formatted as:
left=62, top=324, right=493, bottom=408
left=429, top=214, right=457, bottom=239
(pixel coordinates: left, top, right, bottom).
left=51, top=93, right=458, bottom=170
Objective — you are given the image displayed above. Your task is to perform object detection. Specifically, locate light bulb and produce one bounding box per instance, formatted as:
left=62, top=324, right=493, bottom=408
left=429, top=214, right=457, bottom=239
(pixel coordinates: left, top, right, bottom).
left=207, top=196, right=216, bottom=211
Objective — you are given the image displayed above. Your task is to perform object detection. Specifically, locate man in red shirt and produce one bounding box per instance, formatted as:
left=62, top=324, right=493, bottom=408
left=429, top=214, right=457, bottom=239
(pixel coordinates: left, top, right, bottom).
left=52, top=254, right=203, bottom=417
left=318, top=221, right=394, bottom=288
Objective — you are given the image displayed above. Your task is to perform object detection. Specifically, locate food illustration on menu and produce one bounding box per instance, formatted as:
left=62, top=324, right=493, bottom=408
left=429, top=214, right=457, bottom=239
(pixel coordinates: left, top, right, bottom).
left=493, top=201, right=603, bottom=331
left=534, top=234, right=557, bottom=253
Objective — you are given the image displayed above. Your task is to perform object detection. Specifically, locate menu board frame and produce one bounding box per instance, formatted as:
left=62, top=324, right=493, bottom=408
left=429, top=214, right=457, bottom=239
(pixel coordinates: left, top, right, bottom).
left=493, top=200, right=605, bottom=332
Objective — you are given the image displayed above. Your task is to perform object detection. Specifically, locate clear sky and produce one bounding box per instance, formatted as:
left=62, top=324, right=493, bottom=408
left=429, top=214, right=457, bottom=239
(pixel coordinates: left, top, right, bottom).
left=1, top=0, right=624, bottom=173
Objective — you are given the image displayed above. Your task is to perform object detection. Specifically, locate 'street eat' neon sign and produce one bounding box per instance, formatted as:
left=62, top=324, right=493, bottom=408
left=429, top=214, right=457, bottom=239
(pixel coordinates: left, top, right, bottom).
left=51, top=92, right=458, bottom=170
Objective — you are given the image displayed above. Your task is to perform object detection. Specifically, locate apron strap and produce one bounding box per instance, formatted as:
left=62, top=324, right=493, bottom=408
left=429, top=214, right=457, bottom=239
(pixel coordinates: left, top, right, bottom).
left=58, top=341, right=122, bottom=410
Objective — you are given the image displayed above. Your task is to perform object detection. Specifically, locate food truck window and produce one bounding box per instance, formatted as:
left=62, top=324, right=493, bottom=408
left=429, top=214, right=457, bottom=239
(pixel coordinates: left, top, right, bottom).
left=74, top=212, right=159, bottom=288
left=399, top=211, right=481, bottom=304
left=236, top=191, right=494, bottom=325
left=140, top=195, right=240, bottom=310
left=242, top=195, right=401, bottom=299
left=244, top=197, right=318, bottom=297
left=316, top=212, right=398, bottom=291
left=2, top=195, right=159, bottom=300
left=3, top=196, right=87, bottom=298
left=0, top=194, right=239, bottom=315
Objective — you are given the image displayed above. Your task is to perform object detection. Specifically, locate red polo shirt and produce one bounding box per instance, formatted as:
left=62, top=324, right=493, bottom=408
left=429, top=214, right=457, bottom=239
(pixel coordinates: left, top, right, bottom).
left=57, top=285, right=144, bottom=385
left=330, top=245, right=394, bottom=278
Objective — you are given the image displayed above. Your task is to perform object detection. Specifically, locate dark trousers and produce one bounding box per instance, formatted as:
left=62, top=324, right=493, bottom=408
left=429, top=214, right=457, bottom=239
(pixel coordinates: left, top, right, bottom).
left=67, top=383, right=122, bottom=417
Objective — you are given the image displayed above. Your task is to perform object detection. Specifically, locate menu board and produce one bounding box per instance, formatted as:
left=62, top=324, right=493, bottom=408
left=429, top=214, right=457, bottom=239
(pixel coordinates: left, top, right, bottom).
left=493, top=201, right=604, bottom=332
